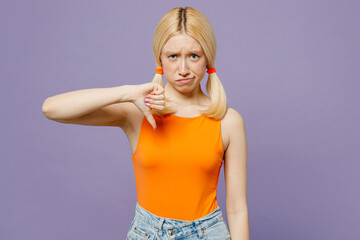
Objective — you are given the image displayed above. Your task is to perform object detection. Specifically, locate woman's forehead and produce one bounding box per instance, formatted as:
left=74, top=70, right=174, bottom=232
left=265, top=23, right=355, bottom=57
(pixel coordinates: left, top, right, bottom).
left=162, top=34, right=203, bottom=53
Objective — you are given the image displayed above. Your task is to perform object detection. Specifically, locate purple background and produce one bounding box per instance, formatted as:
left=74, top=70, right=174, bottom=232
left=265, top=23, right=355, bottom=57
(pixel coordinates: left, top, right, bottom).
left=1, top=0, right=359, bottom=239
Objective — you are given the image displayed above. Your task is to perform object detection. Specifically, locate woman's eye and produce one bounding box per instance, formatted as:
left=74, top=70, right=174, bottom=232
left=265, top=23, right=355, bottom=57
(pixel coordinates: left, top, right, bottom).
left=191, top=54, right=199, bottom=59
left=169, top=55, right=176, bottom=59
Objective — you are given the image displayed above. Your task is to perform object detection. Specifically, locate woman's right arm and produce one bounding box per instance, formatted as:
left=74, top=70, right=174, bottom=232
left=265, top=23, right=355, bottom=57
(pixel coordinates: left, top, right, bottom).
left=41, top=83, right=164, bottom=129
left=42, top=85, right=136, bottom=127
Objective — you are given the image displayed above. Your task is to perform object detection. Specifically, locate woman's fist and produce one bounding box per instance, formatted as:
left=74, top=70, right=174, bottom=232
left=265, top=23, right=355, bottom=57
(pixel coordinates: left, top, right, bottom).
left=132, top=82, right=165, bottom=130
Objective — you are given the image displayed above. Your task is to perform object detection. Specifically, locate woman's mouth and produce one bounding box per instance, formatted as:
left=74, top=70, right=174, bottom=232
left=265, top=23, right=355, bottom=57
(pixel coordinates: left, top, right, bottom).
left=176, top=78, right=194, bottom=84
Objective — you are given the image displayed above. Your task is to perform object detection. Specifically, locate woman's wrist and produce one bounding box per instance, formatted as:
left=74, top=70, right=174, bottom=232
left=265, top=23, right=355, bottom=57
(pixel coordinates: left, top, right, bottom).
left=114, top=85, right=137, bottom=103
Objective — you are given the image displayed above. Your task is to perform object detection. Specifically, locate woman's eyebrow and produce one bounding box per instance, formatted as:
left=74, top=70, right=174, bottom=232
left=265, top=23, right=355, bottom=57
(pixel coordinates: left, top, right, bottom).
left=163, top=51, right=176, bottom=55
left=190, top=50, right=203, bottom=54
left=164, top=49, right=203, bottom=54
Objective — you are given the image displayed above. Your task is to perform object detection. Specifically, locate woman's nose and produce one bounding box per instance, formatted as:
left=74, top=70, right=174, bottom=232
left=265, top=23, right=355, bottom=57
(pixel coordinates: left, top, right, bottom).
left=179, top=59, right=190, bottom=75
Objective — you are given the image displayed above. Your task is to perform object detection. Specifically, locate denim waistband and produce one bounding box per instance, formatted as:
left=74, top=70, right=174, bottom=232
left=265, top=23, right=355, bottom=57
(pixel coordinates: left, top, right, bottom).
left=133, top=202, right=224, bottom=232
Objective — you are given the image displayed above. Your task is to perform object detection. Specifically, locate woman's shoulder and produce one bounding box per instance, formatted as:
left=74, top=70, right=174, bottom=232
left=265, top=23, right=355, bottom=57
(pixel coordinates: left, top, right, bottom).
left=222, top=107, right=245, bottom=125
left=220, top=107, right=245, bottom=153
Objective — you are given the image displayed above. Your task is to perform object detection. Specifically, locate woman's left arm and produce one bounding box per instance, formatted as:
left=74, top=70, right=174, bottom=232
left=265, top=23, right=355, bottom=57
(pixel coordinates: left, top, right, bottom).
left=223, top=108, right=249, bottom=240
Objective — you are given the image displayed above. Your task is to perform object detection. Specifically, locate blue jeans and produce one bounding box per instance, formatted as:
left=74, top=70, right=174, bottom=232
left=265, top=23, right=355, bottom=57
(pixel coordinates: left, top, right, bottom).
left=126, top=202, right=231, bottom=240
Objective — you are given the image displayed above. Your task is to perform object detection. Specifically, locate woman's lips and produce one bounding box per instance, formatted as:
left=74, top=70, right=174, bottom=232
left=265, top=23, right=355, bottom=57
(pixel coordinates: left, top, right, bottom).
left=176, top=78, right=194, bottom=84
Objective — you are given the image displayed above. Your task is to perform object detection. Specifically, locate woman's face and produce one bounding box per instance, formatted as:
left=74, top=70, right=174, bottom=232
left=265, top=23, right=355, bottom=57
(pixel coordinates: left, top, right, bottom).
left=160, top=32, right=207, bottom=94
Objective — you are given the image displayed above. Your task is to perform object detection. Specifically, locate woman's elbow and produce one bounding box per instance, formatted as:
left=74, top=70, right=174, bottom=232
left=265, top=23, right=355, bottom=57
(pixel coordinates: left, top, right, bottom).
left=42, top=97, right=56, bottom=120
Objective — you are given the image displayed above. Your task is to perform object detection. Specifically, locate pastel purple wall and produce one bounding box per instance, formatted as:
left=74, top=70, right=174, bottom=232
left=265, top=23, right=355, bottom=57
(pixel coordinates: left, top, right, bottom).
left=1, top=0, right=359, bottom=239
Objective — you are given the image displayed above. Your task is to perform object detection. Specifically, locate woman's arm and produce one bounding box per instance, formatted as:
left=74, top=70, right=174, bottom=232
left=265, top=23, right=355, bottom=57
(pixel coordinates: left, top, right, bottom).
left=42, top=83, right=165, bottom=129
left=42, top=85, right=135, bottom=124
left=223, top=108, right=249, bottom=240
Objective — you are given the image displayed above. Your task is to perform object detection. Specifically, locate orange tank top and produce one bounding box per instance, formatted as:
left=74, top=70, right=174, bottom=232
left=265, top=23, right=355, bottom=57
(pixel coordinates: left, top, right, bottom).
left=131, top=113, right=224, bottom=221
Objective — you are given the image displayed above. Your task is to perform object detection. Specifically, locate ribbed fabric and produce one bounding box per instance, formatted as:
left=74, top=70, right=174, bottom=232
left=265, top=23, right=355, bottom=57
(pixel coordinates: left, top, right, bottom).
left=131, top=113, right=224, bottom=221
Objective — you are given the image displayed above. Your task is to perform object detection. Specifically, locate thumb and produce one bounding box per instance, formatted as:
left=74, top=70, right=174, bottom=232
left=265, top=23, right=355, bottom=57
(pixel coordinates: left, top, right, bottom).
left=143, top=111, right=156, bottom=130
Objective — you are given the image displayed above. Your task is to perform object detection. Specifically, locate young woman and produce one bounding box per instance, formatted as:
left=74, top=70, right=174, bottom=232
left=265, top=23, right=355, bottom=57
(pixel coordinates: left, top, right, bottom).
left=42, top=6, right=249, bottom=240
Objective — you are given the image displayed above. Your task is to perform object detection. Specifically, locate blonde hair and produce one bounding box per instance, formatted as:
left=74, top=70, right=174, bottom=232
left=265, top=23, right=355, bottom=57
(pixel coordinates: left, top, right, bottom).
left=151, top=7, right=227, bottom=120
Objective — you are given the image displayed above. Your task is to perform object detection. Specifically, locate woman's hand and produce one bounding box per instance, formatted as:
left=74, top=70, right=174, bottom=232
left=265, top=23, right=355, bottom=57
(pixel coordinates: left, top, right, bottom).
left=132, top=82, right=165, bottom=130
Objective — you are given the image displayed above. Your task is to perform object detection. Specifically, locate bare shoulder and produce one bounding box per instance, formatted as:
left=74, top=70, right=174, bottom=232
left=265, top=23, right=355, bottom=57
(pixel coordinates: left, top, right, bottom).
left=221, top=107, right=246, bottom=152
left=222, top=107, right=245, bottom=127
